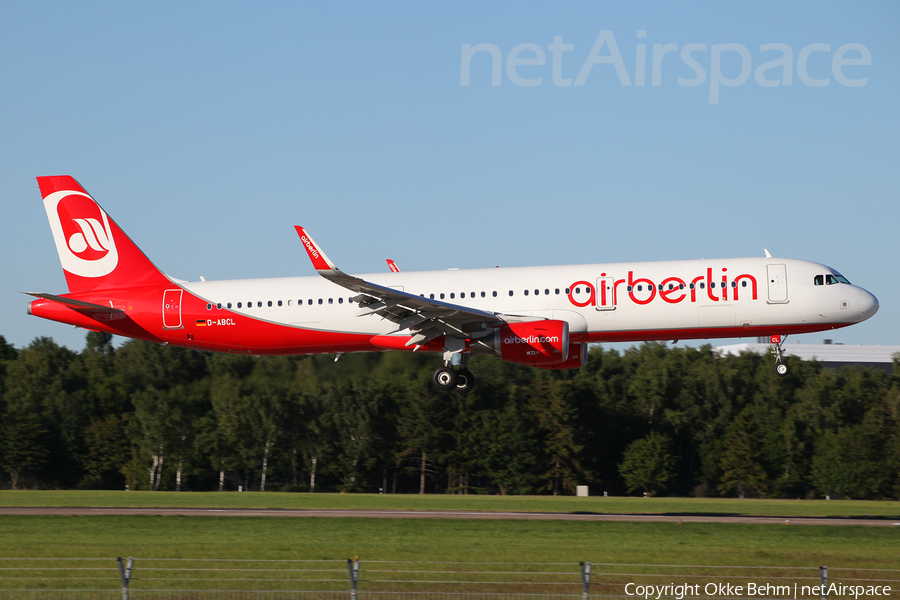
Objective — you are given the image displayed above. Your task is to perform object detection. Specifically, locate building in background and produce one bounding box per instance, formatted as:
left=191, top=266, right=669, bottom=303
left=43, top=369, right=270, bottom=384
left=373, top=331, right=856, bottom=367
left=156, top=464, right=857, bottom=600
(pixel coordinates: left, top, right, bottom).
left=715, top=339, right=900, bottom=374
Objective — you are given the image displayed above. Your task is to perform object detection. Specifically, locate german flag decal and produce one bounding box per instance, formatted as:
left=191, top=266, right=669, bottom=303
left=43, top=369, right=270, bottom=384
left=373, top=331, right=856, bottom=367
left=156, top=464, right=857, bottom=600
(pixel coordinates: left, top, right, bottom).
left=196, top=319, right=207, bottom=326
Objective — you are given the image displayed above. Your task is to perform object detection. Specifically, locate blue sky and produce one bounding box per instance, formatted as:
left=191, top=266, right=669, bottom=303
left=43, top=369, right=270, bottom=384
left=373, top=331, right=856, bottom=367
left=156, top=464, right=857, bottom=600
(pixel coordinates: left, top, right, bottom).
left=2, top=1, right=897, bottom=352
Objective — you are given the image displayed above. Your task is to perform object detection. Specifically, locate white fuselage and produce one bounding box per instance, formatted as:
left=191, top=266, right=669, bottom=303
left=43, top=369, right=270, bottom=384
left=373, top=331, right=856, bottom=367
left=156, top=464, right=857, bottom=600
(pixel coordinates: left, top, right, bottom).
left=180, top=257, right=878, bottom=351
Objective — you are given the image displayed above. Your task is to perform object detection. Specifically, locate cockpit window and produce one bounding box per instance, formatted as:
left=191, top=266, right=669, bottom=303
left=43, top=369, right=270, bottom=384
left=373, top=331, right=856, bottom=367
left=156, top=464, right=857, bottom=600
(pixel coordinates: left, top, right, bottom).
left=832, top=272, right=851, bottom=284
left=814, top=275, right=824, bottom=286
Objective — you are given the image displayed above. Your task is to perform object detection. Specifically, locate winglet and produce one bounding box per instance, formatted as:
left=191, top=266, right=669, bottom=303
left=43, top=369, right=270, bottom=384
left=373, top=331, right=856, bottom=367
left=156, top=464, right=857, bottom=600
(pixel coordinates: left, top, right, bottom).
left=386, top=259, right=401, bottom=273
left=295, top=226, right=339, bottom=273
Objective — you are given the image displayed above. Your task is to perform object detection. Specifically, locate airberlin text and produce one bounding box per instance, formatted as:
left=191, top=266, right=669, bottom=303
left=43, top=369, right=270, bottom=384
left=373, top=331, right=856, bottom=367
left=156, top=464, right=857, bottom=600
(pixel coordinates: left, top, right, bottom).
left=504, top=335, right=560, bottom=344
left=568, top=268, right=758, bottom=309
left=300, top=236, right=320, bottom=259
left=625, top=582, right=891, bottom=599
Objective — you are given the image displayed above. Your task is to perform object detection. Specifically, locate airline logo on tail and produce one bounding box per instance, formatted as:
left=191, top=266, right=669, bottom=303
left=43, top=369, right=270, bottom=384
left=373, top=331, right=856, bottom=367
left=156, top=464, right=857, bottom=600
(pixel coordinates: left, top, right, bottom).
left=43, top=190, right=119, bottom=278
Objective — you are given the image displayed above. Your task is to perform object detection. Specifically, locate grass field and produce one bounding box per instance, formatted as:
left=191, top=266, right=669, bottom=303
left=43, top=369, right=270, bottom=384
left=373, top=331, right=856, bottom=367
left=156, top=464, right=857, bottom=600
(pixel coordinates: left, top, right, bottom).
left=1, top=493, right=898, bottom=593
left=0, top=516, right=897, bottom=593
left=1, top=490, right=899, bottom=518
left=1, top=515, right=897, bottom=564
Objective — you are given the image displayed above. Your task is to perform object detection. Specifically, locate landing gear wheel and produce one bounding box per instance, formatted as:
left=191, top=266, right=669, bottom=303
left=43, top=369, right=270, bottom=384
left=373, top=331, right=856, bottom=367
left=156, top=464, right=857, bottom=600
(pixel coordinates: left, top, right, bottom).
left=454, top=369, right=475, bottom=394
left=433, top=366, right=458, bottom=391
left=775, top=362, right=790, bottom=377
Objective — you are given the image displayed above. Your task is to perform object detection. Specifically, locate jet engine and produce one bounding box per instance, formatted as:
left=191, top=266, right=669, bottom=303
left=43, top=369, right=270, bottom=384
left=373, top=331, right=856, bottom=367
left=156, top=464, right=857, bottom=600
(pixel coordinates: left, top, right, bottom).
left=535, top=342, right=588, bottom=370
left=490, top=320, right=569, bottom=367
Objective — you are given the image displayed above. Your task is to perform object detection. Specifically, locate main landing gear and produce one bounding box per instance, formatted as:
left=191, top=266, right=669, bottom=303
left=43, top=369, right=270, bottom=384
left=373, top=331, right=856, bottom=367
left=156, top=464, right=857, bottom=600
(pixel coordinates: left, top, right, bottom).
left=432, top=367, right=475, bottom=393
left=432, top=354, right=475, bottom=393
left=770, top=334, right=790, bottom=377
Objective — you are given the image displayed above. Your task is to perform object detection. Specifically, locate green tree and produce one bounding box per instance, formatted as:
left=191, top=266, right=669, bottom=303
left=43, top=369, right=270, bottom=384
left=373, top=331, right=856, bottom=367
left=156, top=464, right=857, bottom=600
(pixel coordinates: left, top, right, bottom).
left=619, top=431, right=675, bottom=496
left=811, top=426, right=881, bottom=499
left=0, top=413, right=50, bottom=489
left=79, top=417, right=130, bottom=489
left=718, top=409, right=770, bottom=498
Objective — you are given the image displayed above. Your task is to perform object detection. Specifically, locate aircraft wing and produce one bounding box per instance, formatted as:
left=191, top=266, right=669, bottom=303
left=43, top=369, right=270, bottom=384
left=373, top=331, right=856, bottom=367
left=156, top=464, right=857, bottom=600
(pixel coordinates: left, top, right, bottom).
left=295, top=227, right=505, bottom=347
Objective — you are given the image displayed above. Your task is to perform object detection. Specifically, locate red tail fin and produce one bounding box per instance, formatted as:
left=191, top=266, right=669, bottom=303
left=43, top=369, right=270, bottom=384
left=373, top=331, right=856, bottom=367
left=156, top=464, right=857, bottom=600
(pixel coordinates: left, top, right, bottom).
left=37, top=176, right=171, bottom=293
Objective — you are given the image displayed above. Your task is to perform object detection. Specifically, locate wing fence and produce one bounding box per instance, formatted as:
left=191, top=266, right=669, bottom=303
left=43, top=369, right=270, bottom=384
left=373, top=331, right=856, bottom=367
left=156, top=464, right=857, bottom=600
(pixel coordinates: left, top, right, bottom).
left=0, top=558, right=897, bottom=599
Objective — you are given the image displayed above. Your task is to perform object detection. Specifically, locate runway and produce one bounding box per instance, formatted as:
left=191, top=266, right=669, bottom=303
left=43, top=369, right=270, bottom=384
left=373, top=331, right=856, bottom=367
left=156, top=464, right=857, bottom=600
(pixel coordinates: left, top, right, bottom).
left=1, top=506, right=898, bottom=526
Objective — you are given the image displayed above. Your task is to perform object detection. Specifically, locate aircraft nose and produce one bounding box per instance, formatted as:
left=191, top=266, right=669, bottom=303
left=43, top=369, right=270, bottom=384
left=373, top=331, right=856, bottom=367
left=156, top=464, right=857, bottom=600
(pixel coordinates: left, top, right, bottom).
left=858, top=288, right=879, bottom=322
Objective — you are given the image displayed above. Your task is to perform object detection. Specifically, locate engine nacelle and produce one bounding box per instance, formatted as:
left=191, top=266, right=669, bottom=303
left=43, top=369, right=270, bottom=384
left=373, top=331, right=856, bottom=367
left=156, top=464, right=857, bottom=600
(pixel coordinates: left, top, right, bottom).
left=492, top=320, right=569, bottom=367
left=535, top=342, right=588, bottom=370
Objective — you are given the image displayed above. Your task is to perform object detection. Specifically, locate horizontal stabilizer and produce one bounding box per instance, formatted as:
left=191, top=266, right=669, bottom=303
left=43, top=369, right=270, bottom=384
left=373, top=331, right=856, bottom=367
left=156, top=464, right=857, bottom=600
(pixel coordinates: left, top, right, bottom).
left=23, top=292, right=124, bottom=314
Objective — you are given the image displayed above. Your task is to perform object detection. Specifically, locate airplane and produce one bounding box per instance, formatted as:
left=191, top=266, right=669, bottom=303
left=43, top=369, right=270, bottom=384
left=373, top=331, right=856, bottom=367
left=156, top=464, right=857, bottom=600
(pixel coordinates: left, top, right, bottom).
left=26, top=176, right=879, bottom=392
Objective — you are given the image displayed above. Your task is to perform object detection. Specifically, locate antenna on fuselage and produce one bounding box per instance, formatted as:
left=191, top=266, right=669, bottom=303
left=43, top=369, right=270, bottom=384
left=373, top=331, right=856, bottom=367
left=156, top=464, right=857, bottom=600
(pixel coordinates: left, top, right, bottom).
left=764, top=249, right=772, bottom=258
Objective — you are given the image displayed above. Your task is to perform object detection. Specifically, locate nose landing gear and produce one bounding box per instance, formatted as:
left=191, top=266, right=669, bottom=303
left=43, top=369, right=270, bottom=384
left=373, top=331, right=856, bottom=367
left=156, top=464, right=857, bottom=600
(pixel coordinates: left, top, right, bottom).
left=770, top=334, right=790, bottom=377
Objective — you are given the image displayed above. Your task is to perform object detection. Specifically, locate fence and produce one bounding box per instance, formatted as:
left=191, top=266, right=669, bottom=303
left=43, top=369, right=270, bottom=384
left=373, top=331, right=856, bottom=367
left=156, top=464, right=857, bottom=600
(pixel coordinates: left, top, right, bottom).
left=1, top=559, right=898, bottom=599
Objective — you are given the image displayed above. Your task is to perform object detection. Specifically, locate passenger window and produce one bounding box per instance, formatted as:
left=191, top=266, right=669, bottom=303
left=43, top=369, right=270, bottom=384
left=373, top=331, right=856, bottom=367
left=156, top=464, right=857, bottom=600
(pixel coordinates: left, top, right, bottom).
left=509, top=290, right=514, bottom=296
left=534, top=289, right=539, bottom=296
left=329, top=298, right=333, bottom=304
left=318, top=299, right=323, bottom=305
left=700, top=283, right=705, bottom=289
left=206, top=303, right=212, bottom=310
left=524, top=290, right=529, bottom=296
left=565, top=288, right=570, bottom=294
left=277, top=300, right=283, bottom=307
left=267, top=301, right=272, bottom=307
left=237, top=302, right=242, bottom=308
left=731, top=282, right=736, bottom=288
left=492, top=291, right=497, bottom=297
left=257, top=301, right=262, bottom=307
left=308, top=299, right=313, bottom=305
left=555, top=289, right=560, bottom=295
left=636, top=285, right=642, bottom=292
left=227, top=302, right=232, bottom=309
left=339, top=297, right=343, bottom=304
left=710, top=282, right=715, bottom=289
left=481, top=291, right=486, bottom=298
left=440, top=293, right=445, bottom=299
left=450, top=293, right=455, bottom=299
left=430, top=293, right=435, bottom=299
left=627, top=286, right=633, bottom=292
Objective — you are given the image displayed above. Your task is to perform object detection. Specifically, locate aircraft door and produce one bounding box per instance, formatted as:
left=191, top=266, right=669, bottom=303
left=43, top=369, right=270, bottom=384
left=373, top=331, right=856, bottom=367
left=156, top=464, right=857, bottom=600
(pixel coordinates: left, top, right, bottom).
left=766, top=265, right=788, bottom=303
left=596, top=277, right=616, bottom=310
left=163, top=289, right=183, bottom=329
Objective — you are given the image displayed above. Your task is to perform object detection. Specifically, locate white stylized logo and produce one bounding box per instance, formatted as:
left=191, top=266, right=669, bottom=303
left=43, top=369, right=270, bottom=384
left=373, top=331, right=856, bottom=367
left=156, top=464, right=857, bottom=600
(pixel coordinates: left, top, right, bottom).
left=43, top=190, right=119, bottom=278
